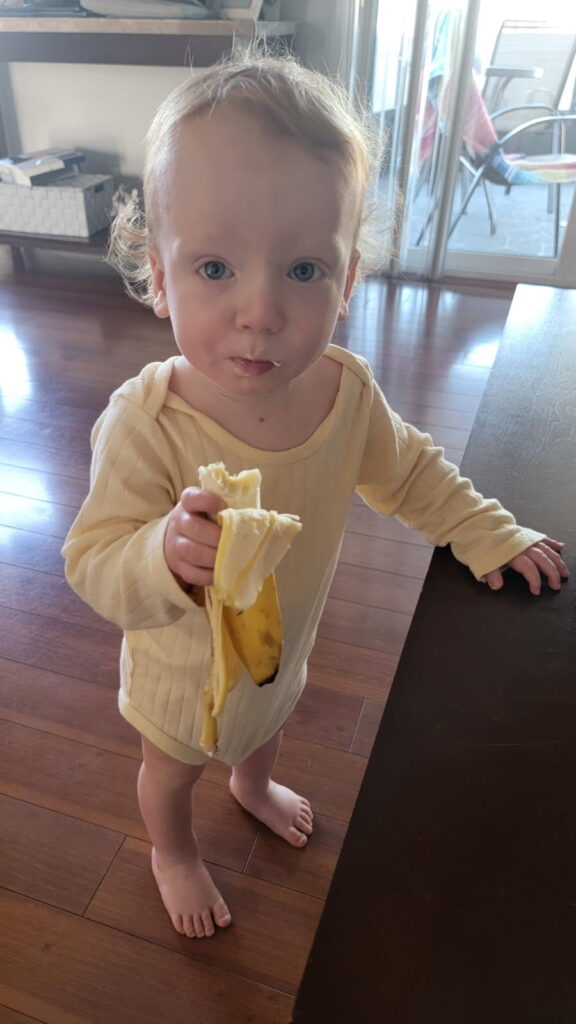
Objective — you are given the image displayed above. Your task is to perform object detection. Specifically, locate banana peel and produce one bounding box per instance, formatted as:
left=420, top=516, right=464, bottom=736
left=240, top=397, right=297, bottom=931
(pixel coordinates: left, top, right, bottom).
left=198, top=463, right=301, bottom=755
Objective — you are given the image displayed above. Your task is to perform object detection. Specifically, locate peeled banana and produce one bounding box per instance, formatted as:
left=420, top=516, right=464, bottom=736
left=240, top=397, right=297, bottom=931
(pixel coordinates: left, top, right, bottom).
left=198, top=462, right=301, bottom=755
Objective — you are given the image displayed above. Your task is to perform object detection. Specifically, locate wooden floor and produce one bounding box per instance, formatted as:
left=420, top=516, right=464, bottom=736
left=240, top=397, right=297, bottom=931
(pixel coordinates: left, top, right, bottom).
left=0, top=261, right=513, bottom=1024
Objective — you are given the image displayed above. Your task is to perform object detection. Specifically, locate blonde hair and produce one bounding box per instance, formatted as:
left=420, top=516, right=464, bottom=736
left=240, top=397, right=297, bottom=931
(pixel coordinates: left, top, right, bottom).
left=108, top=49, right=388, bottom=305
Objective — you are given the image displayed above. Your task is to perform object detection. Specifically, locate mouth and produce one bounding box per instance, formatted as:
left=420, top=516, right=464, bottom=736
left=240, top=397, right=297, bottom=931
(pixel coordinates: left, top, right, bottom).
left=230, top=357, right=281, bottom=377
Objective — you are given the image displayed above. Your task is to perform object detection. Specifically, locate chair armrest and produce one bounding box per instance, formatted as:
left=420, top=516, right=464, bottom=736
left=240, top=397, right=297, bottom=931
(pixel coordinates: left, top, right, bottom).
left=485, top=65, right=543, bottom=81
left=497, top=113, right=576, bottom=150
left=490, top=102, right=559, bottom=123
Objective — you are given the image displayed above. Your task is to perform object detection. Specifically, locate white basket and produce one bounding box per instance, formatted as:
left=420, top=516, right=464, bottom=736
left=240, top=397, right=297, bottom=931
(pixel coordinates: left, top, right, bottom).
left=0, top=173, right=115, bottom=237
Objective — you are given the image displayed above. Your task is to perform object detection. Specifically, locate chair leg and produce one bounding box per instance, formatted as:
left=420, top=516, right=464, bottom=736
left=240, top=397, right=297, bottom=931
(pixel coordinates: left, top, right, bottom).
left=415, top=205, right=435, bottom=246
left=448, top=167, right=486, bottom=239
left=553, top=183, right=561, bottom=258
left=481, top=178, right=497, bottom=236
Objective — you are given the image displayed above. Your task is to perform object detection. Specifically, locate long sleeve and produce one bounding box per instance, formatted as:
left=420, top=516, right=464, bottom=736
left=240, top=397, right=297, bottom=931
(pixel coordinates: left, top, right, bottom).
left=62, top=394, right=199, bottom=630
left=356, top=378, right=544, bottom=580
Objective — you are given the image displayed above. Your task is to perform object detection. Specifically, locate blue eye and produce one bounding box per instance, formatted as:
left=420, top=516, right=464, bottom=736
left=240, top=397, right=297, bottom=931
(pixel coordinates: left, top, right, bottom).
left=289, top=262, right=320, bottom=283
left=199, top=260, right=230, bottom=280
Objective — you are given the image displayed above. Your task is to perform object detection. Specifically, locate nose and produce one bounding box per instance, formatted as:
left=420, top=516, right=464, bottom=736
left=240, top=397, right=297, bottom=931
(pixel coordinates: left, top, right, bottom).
left=234, top=275, right=285, bottom=335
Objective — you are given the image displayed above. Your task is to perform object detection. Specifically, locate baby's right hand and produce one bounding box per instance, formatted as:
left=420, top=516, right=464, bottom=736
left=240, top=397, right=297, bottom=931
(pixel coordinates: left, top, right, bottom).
left=164, top=487, right=226, bottom=589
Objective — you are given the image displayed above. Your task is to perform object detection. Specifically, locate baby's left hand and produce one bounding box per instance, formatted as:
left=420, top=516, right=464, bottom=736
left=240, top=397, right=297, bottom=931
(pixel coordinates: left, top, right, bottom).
left=483, top=538, right=570, bottom=595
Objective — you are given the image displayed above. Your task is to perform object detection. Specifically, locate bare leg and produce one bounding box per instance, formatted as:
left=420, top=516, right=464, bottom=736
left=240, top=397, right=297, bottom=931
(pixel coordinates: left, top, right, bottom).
left=138, top=736, right=231, bottom=939
left=229, top=730, right=313, bottom=847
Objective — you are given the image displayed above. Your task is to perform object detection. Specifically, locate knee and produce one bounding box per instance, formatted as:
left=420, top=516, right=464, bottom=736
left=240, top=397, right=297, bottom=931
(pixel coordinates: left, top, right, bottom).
left=140, top=736, right=205, bottom=786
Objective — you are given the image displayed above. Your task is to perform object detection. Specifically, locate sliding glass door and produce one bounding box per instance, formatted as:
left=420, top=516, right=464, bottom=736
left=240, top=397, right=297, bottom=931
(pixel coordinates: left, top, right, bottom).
left=354, top=0, right=576, bottom=285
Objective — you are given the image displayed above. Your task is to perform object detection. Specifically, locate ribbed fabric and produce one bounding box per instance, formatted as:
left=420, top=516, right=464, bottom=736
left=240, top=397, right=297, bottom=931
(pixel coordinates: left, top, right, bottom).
left=63, top=345, right=544, bottom=765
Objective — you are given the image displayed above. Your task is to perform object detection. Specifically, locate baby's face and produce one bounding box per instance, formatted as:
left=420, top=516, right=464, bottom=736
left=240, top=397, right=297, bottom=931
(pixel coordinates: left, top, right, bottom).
left=148, top=104, right=360, bottom=400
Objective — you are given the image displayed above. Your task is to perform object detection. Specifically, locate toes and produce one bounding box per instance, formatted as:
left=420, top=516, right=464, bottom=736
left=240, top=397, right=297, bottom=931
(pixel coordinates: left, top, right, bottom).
left=193, top=913, right=206, bottom=939
left=288, top=826, right=309, bottom=847
left=214, top=898, right=232, bottom=929
left=297, top=808, right=314, bottom=834
left=181, top=915, right=196, bottom=939
left=201, top=910, right=215, bottom=938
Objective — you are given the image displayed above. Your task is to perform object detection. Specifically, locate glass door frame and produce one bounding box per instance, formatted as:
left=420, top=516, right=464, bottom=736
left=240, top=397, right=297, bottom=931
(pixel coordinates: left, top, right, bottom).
left=352, top=0, right=576, bottom=287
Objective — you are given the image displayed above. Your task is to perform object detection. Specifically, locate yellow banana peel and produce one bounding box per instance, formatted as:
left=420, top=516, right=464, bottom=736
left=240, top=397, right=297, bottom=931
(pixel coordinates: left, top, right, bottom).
left=198, top=463, right=301, bottom=755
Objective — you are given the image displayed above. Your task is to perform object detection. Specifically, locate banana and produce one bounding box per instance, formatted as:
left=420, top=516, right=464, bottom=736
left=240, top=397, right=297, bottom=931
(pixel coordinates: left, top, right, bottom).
left=197, top=463, right=301, bottom=754
left=223, top=574, right=282, bottom=687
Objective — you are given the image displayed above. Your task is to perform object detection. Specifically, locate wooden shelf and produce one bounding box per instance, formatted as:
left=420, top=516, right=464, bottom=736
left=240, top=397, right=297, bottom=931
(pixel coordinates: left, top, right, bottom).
left=0, top=14, right=298, bottom=260
left=0, top=17, right=297, bottom=66
left=0, top=227, right=109, bottom=253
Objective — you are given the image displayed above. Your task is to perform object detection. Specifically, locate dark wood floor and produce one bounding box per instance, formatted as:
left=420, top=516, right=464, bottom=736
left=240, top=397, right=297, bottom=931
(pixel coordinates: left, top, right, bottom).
left=0, top=259, right=514, bottom=1024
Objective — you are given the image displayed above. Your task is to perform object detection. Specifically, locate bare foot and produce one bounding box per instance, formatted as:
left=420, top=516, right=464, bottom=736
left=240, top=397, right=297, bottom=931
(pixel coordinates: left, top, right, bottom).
left=229, top=777, right=314, bottom=847
left=151, top=846, right=232, bottom=938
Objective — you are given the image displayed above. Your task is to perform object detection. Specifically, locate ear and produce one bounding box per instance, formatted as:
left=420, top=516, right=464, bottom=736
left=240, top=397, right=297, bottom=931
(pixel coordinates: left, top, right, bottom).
left=338, top=250, right=360, bottom=322
left=148, top=246, right=170, bottom=319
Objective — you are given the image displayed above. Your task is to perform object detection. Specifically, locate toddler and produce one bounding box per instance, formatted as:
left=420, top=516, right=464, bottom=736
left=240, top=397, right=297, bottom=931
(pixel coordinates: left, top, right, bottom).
left=63, top=52, right=568, bottom=941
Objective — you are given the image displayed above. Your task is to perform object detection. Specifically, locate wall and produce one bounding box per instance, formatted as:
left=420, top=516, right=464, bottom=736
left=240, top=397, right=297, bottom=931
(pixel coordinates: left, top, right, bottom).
left=4, top=0, right=354, bottom=181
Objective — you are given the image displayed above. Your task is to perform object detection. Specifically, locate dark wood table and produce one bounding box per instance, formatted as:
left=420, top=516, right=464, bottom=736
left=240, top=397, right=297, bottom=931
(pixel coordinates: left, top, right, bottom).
left=293, top=284, right=576, bottom=1024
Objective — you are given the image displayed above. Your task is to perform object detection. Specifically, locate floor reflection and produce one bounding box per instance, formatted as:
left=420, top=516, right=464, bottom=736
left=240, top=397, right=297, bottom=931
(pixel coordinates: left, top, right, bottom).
left=0, top=327, right=31, bottom=411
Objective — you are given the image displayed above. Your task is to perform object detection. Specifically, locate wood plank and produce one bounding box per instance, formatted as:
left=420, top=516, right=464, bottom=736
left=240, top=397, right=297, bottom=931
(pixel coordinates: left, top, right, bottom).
left=205, top=734, right=366, bottom=825
left=0, top=658, right=138, bottom=757
left=319, top=596, right=411, bottom=656
left=0, top=438, right=90, bottom=480
left=346, top=498, right=433, bottom=547
left=0, top=606, right=120, bottom=685
left=0, top=793, right=123, bottom=914
left=307, top=636, right=397, bottom=703
left=245, top=813, right=348, bottom=901
left=0, top=525, right=65, bottom=575
left=0, top=417, right=92, bottom=457
left=86, top=837, right=322, bottom=997
left=0, top=493, right=76, bottom=538
left=350, top=699, right=386, bottom=757
left=340, top=530, right=433, bottom=577
left=0, top=1007, right=45, bottom=1024
left=284, top=683, right=362, bottom=752
left=382, top=384, right=484, bottom=414
left=342, top=348, right=492, bottom=383
left=0, top=564, right=119, bottom=635
left=329, top=561, right=423, bottom=615
left=0, top=718, right=258, bottom=872
left=0, top=464, right=86, bottom=506
left=0, top=396, right=102, bottom=430
left=0, top=890, right=292, bottom=1024
left=363, top=363, right=489, bottom=397
left=392, top=401, right=477, bottom=431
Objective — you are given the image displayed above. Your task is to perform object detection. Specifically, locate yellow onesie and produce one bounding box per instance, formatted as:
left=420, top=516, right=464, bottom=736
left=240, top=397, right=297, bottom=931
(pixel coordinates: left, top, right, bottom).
left=62, top=345, right=544, bottom=765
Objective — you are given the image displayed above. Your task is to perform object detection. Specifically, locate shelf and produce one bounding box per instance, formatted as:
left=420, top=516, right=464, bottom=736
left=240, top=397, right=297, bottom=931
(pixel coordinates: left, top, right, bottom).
left=0, top=14, right=298, bottom=261
left=0, top=17, right=297, bottom=66
left=0, top=227, right=109, bottom=254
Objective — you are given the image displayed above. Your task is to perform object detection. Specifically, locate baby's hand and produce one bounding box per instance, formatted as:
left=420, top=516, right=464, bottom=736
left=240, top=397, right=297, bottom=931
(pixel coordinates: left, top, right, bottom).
left=483, top=538, right=569, bottom=596
left=164, top=487, right=226, bottom=589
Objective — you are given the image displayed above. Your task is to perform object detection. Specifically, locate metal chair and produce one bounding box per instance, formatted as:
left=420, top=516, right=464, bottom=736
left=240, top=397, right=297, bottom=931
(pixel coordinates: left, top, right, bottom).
left=449, top=111, right=576, bottom=256
left=482, top=20, right=576, bottom=136
left=416, top=63, right=576, bottom=256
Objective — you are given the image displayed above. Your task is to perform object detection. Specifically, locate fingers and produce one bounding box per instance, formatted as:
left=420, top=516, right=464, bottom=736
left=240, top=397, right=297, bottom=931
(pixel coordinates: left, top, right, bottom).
left=508, top=554, right=545, bottom=596
left=529, top=540, right=570, bottom=588
left=485, top=539, right=569, bottom=597
left=180, top=486, right=226, bottom=520
left=539, top=539, right=570, bottom=578
left=508, top=540, right=569, bottom=596
left=165, top=488, right=227, bottom=586
left=541, top=537, right=565, bottom=554
left=483, top=569, right=504, bottom=591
